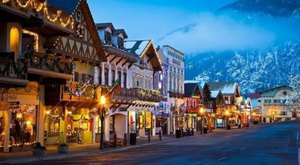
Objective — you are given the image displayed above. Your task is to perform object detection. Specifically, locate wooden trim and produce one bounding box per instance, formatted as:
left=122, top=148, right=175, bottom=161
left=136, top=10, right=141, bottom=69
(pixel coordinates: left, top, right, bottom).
left=80, top=0, right=106, bottom=62
left=115, top=57, right=123, bottom=65
left=121, top=59, right=128, bottom=67
left=0, top=77, right=28, bottom=86
left=27, top=68, right=73, bottom=79
left=109, top=56, right=117, bottom=63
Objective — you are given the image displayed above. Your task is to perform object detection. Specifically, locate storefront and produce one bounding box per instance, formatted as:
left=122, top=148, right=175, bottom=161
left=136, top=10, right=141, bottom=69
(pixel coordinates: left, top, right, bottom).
left=128, top=109, right=153, bottom=137
left=0, top=83, right=39, bottom=152
left=44, top=106, right=94, bottom=145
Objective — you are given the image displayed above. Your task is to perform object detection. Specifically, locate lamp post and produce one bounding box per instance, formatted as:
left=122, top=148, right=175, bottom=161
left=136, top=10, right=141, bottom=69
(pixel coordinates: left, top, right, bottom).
left=199, top=107, right=204, bottom=134
left=99, top=95, right=106, bottom=150
left=225, top=110, right=230, bottom=130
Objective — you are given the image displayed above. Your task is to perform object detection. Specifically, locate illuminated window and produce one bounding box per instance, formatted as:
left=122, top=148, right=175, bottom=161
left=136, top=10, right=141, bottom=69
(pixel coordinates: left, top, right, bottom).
left=10, top=27, right=20, bottom=57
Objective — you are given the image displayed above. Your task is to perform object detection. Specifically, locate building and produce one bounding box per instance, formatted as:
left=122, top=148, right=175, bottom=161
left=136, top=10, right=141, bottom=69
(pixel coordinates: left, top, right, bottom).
left=203, top=82, right=242, bottom=129
left=157, top=45, right=185, bottom=134
left=125, top=40, right=162, bottom=138
left=258, top=86, right=294, bottom=123
left=0, top=0, right=107, bottom=152
left=184, top=82, right=202, bottom=132
left=95, top=23, right=140, bottom=144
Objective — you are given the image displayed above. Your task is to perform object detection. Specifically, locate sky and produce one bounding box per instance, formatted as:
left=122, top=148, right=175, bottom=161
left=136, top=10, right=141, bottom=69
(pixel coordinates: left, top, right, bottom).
left=88, top=0, right=298, bottom=54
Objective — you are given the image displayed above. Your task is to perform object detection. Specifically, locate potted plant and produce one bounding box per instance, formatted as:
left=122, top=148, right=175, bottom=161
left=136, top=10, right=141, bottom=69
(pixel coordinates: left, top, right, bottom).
left=57, top=143, right=69, bottom=154
left=32, top=142, right=46, bottom=156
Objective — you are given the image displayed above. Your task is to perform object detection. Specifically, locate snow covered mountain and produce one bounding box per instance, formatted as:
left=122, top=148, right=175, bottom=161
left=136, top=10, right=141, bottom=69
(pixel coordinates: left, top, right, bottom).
left=185, top=42, right=300, bottom=95
left=220, top=0, right=300, bottom=17
left=185, top=0, right=300, bottom=96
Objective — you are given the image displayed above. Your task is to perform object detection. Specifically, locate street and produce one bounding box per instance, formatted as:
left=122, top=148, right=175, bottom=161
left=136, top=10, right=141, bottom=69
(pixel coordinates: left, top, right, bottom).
left=27, top=121, right=300, bottom=165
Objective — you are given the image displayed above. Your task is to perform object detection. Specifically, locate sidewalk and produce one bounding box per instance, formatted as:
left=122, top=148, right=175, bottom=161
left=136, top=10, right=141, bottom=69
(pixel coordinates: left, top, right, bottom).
left=0, top=134, right=176, bottom=164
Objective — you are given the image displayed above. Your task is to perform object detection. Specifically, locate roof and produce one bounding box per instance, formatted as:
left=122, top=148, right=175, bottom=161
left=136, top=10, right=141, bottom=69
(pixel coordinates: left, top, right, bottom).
left=125, top=40, right=162, bottom=71
left=162, top=45, right=184, bottom=56
left=184, top=83, right=201, bottom=97
left=260, top=85, right=292, bottom=97
left=206, top=82, right=237, bottom=95
left=125, top=40, right=151, bottom=56
left=249, top=93, right=261, bottom=99
left=95, top=23, right=116, bottom=31
left=114, top=29, right=128, bottom=39
left=103, top=45, right=140, bottom=63
left=48, top=0, right=81, bottom=14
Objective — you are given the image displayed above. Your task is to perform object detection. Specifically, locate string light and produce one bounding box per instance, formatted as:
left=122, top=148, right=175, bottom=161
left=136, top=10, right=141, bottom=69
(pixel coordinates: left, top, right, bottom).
left=1, top=0, right=74, bottom=29
left=15, top=0, right=31, bottom=8
left=2, top=0, right=10, bottom=3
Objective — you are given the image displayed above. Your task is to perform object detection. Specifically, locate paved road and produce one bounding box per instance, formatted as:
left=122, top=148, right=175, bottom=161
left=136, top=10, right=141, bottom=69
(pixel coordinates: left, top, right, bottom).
left=28, top=121, right=300, bottom=165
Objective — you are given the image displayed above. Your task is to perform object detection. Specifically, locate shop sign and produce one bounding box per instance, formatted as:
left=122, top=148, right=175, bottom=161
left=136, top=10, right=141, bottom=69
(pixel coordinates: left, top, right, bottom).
left=0, top=101, right=9, bottom=111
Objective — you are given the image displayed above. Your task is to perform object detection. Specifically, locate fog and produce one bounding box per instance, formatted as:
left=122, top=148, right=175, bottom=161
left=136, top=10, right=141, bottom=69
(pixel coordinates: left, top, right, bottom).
left=157, top=12, right=300, bottom=54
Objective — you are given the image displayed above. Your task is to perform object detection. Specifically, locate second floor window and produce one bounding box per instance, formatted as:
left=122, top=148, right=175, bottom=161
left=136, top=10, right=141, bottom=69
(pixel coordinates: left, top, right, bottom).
left=104, top=68, right=109, bottom=85
left=111, top=69, right=115, bottom=85
left=123, top=72, right=127, bottom=88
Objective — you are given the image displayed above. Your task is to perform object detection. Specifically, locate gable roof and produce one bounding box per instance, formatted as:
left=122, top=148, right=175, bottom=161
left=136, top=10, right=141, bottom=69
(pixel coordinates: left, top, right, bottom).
left=95, top=23, right=116, bottom=32
left=115, top=29, right=128, bottom=39
left=47, top=0, right=106, bottom=62
left=184, top=83, right=201, bottom=97
left=259, top=85, right=292, bottom=97
left=206, top=82, right=237, bottom=95
left=125, top=40, right=162, bottom=71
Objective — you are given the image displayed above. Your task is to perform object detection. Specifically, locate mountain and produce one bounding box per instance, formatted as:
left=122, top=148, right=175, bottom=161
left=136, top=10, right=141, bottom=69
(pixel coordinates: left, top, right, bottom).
left=184, top=0, right=300, bottom=96
left=220, top=0, right=300, bottom=17
left=185, top=42, right=300, bottom=96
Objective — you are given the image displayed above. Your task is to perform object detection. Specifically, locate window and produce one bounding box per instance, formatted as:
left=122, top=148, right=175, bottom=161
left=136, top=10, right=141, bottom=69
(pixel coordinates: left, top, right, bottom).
left=74, top=72, right=79, bottom=82
left=111, top=69, right=115, bottom=85
left=117, top=37, right=124, bottom=49
left=104, top=68, right=109, bottom=85
left=123, top=72, right=127, bottom=88
left=283, top=91, right=287, bottom=96
left=118, top=71, right=121, bottom=82
left=104, top=31, right=112, bottom=45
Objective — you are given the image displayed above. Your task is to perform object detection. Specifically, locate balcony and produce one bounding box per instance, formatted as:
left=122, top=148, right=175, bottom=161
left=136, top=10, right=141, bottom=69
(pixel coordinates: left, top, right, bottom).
left=0, top=52, right=28, bottom=86
left=168, top=90, right=184, bottom=98
left=110, top=87, right=161, bottom=104
left=26, top=52, right=73, bottom=79
left=45, top=81, right=98, bottom=107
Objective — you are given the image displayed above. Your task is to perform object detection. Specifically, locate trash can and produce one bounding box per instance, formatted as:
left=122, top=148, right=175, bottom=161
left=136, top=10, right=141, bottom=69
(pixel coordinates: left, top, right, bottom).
left=203, top=126, right=208, bottom=134
left=226, top=125, right=231, bottom=130
left=130, top=133, right=136, bottom=145
left=176, top=130, right=181, bottom=138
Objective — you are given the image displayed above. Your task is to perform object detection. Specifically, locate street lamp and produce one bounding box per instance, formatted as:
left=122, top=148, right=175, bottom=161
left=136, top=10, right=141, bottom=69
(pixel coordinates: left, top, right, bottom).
left=99, top=95, right=106, bottom=150
left=225, top=110, right=230, bottom=130
left=199, top=107, right=204, bottom=134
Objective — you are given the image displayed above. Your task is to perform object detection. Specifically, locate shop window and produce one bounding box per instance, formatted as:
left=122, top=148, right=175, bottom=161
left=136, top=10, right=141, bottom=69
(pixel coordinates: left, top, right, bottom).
left=0, top=111, right=4, bottom=148
left=10, top=105, right=37, bottom=146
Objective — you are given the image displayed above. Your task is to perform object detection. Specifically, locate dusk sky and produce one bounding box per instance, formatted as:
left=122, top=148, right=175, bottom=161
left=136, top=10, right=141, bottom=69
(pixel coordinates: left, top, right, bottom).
left=88, top=0, right=294, bottom=54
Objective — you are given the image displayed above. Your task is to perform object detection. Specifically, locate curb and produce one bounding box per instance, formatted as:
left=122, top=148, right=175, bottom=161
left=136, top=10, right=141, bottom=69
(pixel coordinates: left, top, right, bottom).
left=1, top=137, right=177, bottom=164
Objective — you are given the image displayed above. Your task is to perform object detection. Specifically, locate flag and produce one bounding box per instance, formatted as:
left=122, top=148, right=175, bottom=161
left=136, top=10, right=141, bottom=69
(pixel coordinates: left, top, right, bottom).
left=105, top=79, right=121, bottom=98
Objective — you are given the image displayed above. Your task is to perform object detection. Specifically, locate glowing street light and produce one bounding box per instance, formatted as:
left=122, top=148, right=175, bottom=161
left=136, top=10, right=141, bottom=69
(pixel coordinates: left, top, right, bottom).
left=99, top=95, right=106, bottom=150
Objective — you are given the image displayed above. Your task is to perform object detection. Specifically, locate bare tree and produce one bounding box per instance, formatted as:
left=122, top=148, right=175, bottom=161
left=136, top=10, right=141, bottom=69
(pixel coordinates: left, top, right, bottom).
left=283, top=76, right=300, bottom=116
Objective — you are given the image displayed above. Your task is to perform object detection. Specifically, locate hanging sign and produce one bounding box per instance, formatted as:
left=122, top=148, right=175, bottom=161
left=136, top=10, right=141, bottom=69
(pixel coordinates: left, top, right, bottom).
left=0, top=101, right=9, bottom=111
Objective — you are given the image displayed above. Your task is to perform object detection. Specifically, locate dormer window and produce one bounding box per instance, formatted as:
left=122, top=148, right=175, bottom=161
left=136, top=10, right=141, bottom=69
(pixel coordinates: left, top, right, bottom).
left=104, top=31, right=112, bottom=45
left=117, top=37, right=124, bottom=49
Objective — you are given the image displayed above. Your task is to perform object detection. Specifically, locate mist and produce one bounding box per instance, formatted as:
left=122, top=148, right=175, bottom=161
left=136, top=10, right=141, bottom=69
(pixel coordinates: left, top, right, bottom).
left=157, top=12, right=300, bottom=54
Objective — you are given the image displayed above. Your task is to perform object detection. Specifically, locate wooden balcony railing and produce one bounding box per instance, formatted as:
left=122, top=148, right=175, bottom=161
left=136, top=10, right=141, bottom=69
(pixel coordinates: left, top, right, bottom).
left=26, top=52, right=73, bottom=75
left=0, top=53, right=27, bottom=80
left=111, top=87, right=161, bottom=103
